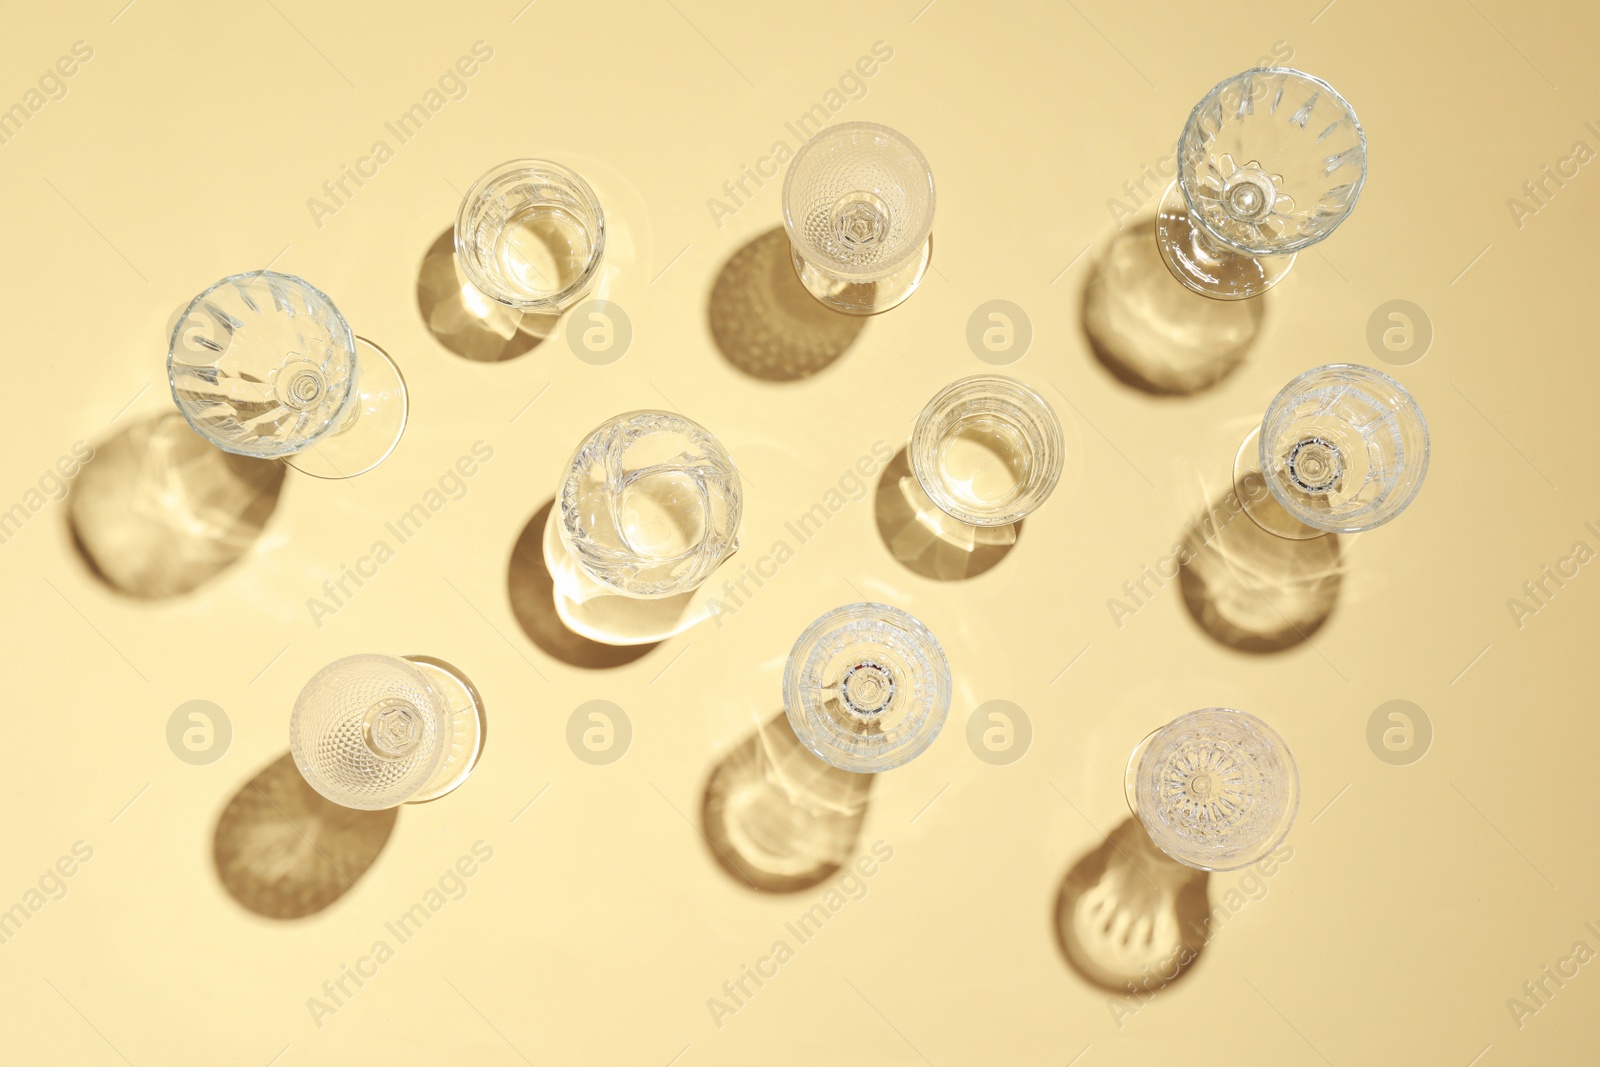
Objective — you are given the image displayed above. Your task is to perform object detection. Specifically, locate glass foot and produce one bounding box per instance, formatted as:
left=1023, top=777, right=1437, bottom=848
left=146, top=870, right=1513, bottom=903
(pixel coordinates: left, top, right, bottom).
left=1155, top=181, right=1293, bottom=301
left=402, top=655, right=486, bottom=804
left=1233, top=427, right=1326, bottom=541
left=287, top=338, right=408, bottom=479
left=791, top=233, right=932, bottom=315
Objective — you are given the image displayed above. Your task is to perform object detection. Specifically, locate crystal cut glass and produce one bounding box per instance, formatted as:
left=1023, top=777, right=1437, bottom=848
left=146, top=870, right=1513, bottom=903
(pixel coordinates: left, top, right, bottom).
left=168, top=271, right=407, bottom=478
left=1156, top=68, right=1366, bottom=300
left=1125, top=708, right=1298, bottom=871
left=1238, top=363, right=1429, bottom=537
left=290, top=653, right=485, bottom=810
left=782, top=121, right=935, bottom=315
left=558, top=411, right=742, bottom=599
left=455, top=159, right=605, bottom=312
left=910, top=375, right=1064, bottom=527
left=783, top=603, right=951, bottom=773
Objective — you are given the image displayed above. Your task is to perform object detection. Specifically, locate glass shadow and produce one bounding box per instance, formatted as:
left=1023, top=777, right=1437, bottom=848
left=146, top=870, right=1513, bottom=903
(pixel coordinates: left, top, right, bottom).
left=873, top=446, right=1018, bottom=581
left=1053, top=817, right=1210, bottom=996
left=506, top=499, right=658, bottom=669
left=701, top=712, right=872, bottom=893
left=1177, top=482, right=1341, bottom=653
left=68, top=413, right=284, bottom=599
left=1081, top=218, right=1265, bottom=397
left=708, top=227, right=866, bottom=381
left=416, top=227, right=562, bottom=363
left=213, top=752, right=397, bottom=920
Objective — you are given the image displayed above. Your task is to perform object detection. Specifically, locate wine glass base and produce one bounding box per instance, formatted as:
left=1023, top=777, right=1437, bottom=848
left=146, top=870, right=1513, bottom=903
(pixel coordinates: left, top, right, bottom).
left=287, top=338, right=408, bottom=479
left=1155, top=181, right=1294, bottom=301
left=790, top=234, right=932, bottom=315
left=1233, top=427, right=1328, bottom=541
left=402, top=654, right=486, bottom=804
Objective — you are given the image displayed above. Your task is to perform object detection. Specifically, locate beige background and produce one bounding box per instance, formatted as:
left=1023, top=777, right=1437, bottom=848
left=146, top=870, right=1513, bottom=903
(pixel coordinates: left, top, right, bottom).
left=1, top=0, right=1597, bottom=1063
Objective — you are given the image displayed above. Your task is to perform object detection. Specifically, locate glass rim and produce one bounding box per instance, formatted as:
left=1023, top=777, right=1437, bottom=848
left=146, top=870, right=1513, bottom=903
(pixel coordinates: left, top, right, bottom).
left=1257, top=361, right=1429, bottom=533
left=781, top=120, right=936, bottom=282
left=1177, top=66, right=1368, bottom=257
left=453, top=157, right=607, bottom=311
left=166, top=269, right=358, bottom=458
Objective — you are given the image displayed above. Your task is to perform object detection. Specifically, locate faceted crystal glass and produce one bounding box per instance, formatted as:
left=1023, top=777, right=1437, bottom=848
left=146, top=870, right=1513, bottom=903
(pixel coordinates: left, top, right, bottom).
left=1125, top=708, right=1298, bottom=871
left=783, top=603, right=951, bottom=773
left=909, top=375, right=1064, bottom=527
left=455, top=159, right=605, bottom=312
left=782, top=121, right=935, bottom=315
left=1156, top=68, right=1366, bottom=300
left=557, top=411, right=742, bottom=599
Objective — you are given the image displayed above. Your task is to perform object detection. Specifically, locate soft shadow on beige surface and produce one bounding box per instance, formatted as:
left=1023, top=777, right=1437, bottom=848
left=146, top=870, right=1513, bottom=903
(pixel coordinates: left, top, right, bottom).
left=873, top=446, right=1018, bottom=581
left=68, top=413, right=285, bottom=599
left=416, top=227, right=562, bottom=363
left=1177, top=485, right=1341, bottom=654
left=1054, top=817, right=1210, bottom=995
left=213, top=753, right=397, bottom=920
left=1081, top=218, right=1265, bottom=397
left=701, top=712, right=872, bottom=893
left=507, top=499, right=658, bottom=668
left=709, top=227, right=866, bottom=382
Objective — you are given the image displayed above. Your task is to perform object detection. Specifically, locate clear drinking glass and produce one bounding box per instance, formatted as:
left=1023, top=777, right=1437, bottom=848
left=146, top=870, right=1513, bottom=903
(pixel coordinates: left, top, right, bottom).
left=557, top=410, right=742, bottom=599
left=1125, top=708, right=1298, bottom=871
left=909, top=375, right=1064, bottom=527
left=1236, top=363, right=1429, bottom=539
left=290, top=653, right=486, bottom=810
left=782, top=121, right=935, bottom=315
left=455, top=159, right=606, bottom=312
left=1156, top=68, right=1366, bottom=300
left=168, top=271, right=407, bottom=479
left=783, top=603, right=951, bottom=773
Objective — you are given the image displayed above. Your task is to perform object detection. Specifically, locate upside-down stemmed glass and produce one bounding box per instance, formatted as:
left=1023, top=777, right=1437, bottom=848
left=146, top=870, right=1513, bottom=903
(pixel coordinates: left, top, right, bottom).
left=1125, top=708, right=1298, bottom=871
left=557, top=410, right=743, bottom=599
left=1235, top=363, right=1429, bottom=540
left=782, top=121, right=935, bottom=315
left=1156, top=68, right=1366, bottom=300
left=168, top=271, right=407, bottom=479
left=455, top=158, right=606, bottom=313
left=784, top=603, right=951, bottom=773
left=909, top=375, right=1065, bottom=528
left=290, top=653, right=486, bottom=810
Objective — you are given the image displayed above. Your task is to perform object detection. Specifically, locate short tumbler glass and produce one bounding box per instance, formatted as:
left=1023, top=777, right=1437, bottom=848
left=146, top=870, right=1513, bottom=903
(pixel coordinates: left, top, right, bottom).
left=910, top=375, right=1064, bottom=527
left=455, top=159, right=606, bottom=313
left=558, top=410, right=743, bottom=599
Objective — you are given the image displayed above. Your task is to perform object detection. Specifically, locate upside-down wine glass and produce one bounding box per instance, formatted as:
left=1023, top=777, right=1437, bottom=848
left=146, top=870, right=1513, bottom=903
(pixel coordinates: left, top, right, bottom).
left=1125, top=708, right=1298, bottom=871
left=290, top=653, right=486, bottom=811
left=784, top=603, right=951, bottom=773
left=782, top=121, right=935, bottom=315
left=168, top=271, right=407, bottom=479
left=1156, top=68, right=1367, bottom=300
left=1234, top=363, right=1429, bottom=540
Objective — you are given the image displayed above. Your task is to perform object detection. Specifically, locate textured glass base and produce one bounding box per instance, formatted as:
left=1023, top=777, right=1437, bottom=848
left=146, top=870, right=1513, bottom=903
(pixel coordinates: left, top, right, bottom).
left=1155, top=182, right=1293, bottom=301
left=287, top=338, right=408, bottom=480
left=402, top=655, right=486, bottom=804
left=1233, top=427, right=1327, bottom=541
left=790, top=234, right=932, bottom=315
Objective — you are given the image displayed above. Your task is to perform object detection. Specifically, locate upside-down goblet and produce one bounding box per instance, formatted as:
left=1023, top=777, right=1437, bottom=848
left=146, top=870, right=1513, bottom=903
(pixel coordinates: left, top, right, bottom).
left=1235, top=363, right=1429, bottom=539
left=784, top=603, right=951, bottom=773
left=558, top=410, right=742, bottom=599
left=1156, top=68, right=1366, bottom=300
left=1125, top=708, right=1298, bottom=871
left=910, top=375, right=1064, bottom=528
left=168, top=271, right=407, bottom=479
left=782, top=121, right=935, bottom=315
left=290, top=653, right=486, bottom=811
left=455, top=158, right=606, bottom=313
